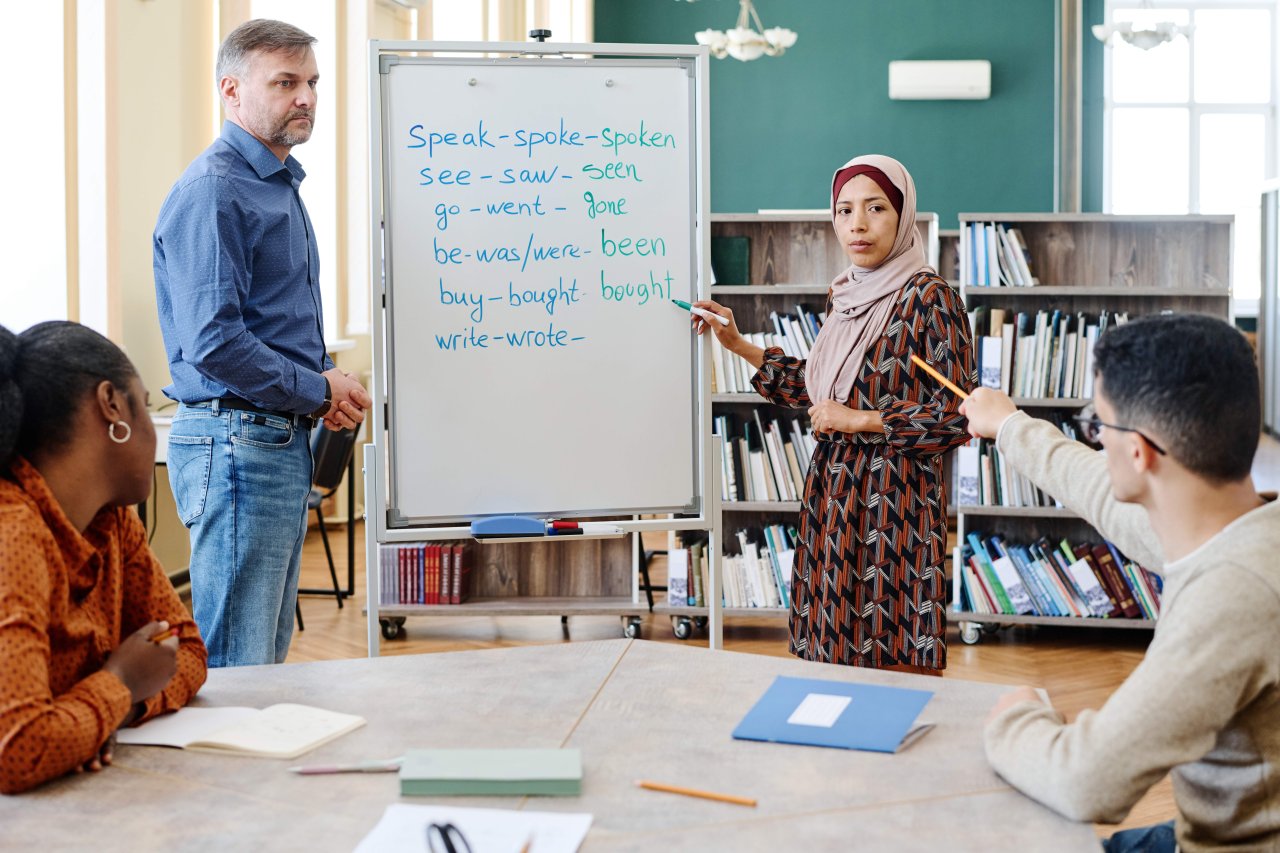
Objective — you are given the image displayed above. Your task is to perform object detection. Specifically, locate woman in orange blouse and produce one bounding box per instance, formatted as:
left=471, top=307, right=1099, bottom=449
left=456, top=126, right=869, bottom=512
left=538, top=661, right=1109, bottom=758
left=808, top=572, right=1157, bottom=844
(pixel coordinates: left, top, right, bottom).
left=0, top=321, right=207, bottom=794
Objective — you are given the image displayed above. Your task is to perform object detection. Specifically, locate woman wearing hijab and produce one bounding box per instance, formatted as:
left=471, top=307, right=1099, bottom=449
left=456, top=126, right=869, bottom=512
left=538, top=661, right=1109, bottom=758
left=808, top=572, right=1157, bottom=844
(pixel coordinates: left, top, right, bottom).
left=0, top=321, right=207, bottom=793
left=694, top=155, right=975, bottom=673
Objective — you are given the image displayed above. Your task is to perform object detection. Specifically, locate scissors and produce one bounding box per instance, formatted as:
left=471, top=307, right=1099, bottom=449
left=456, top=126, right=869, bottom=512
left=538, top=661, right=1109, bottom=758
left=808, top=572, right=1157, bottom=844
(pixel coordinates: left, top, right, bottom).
left=426, top=822, right=473, bottom=853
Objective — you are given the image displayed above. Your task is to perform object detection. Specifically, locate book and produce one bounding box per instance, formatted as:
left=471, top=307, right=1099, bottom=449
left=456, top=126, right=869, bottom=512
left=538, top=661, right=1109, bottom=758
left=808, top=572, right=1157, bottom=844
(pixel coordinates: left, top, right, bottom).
left=115, top=704, right=366, bottom=760
left=1070, top=543, right=1122, bottom=617
left=399, top=748, right=583, bottom=796
left=966, top=533, right=1013, bottom=614
left=979, top=336, right=1002, bottom=389
left=1090, top=543, right=1141, bottom=618
left=690, top=541, right=706, bottom=607
left=732, top=676, right=934, bottom=753
left=710, top=235, right=750, bottom=285
left=667, top=548, right=690, bottom=606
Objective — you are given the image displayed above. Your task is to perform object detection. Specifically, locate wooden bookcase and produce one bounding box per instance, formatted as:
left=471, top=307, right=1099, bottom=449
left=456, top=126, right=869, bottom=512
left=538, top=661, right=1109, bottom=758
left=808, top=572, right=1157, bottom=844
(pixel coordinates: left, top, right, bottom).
left=653, top=212, right=938, bottom=638
left=375, top=536, right=644, bottom=640
left=938, top=228, right=960, bottom=284
left=952, top=213, right=1232, bottom=643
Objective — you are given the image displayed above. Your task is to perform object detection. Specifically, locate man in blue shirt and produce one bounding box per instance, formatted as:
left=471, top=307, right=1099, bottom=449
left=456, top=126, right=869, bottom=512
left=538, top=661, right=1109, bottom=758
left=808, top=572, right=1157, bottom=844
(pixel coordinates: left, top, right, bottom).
left=154, top=19, right=369, bottom=667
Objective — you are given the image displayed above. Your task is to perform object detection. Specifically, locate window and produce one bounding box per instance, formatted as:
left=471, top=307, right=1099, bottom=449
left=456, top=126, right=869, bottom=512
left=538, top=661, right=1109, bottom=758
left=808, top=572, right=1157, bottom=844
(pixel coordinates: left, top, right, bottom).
left=1103, top=1, right=1276, bottom=309
left=0, top=3, right=68, bottom=331
left=422, top=0, right=591, bottom=43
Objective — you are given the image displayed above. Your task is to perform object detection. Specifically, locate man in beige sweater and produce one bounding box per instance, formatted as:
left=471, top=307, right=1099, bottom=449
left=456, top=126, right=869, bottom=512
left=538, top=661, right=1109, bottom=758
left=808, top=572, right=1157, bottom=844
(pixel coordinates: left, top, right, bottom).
left=959, top=313, right=1279, bottom=852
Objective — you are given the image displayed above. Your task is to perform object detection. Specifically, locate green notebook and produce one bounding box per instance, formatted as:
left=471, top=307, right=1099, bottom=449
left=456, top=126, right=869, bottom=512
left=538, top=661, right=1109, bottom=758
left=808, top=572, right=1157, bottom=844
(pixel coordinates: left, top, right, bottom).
left=710, top=235, right=751, bottom=285
left=399, top=748, right=582, bottom=796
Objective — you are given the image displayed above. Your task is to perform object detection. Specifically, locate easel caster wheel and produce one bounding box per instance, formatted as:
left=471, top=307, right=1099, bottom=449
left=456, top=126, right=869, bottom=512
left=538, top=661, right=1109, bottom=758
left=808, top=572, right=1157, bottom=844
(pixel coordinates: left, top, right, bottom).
left=623, top=616, right=642, bottom=639
left=959, top=622, right=982, bottom=645
left=380, top=617, right=405, bottom=640
left=672, top=617, right=693, bottom=640
left=693, top=616, right=708, bottom=630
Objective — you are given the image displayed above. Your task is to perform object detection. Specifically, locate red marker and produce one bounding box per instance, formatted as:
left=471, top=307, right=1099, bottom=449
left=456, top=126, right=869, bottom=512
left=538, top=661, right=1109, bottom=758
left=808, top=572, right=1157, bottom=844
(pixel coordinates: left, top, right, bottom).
left=550, top=521, right=579, bottom=530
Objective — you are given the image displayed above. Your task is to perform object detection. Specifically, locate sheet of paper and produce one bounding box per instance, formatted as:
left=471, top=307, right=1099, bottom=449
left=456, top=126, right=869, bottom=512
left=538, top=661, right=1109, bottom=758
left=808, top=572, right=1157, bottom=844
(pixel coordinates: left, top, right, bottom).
left=116, top=707, right=258, bottom=748
left=354, top=803, right=592, bottom=853
left=786, top=693, right=851, bottom=728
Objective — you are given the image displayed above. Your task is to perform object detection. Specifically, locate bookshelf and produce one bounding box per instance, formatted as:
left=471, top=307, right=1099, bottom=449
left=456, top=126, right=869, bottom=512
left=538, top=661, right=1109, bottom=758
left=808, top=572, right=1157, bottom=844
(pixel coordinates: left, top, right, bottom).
left=375, top=537, right=647, bottom=641
left=938, top=228, right=960, bottom=284
left=654, top=212, right=939, bottom=640
left=953, top=213, right=1232, bottom=644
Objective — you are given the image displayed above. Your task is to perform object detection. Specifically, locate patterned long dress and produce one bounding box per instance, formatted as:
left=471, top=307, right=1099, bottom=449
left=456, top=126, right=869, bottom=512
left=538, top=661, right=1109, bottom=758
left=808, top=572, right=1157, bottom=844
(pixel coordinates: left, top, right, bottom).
left=751, top=271, right=975, bottom=670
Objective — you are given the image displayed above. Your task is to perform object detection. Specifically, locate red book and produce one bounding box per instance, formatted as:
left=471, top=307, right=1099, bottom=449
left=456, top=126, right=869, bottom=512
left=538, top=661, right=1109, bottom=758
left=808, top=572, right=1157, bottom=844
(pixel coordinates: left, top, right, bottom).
left=441, top=544, right=453, bottom=605
left=1092, top=544, right=1141, bottom=618
left=453, top=544, right=469, bottom=604
left=435, top=544, right=444, bottom=604
left=1073, top=543, right=1121, bottom=617
left=428, top=545, right=438, bottom=605
left=398, top=547, right=408, bottom=606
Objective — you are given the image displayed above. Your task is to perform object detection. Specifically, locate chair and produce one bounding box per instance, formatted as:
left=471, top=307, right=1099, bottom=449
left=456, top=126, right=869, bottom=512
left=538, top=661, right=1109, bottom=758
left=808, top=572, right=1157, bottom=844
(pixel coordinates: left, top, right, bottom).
left=296, top=425, right=361, bottom=627
left=637, top=537, right=667, bottom=611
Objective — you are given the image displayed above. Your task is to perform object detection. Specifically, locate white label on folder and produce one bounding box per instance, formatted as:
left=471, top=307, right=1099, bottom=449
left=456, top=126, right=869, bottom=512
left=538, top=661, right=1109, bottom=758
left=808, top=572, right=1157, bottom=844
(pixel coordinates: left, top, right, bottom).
left=787, top=693, right=851, bottom=728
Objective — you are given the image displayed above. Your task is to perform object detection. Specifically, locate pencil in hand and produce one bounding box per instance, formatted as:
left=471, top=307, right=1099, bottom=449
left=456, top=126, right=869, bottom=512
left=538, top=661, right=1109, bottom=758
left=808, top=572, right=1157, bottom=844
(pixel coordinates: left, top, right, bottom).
left=908, top=354, right=969, bottom=400
left=635, top=779, right=757, bottom=807
left=149, top=627, right=179, bottom=643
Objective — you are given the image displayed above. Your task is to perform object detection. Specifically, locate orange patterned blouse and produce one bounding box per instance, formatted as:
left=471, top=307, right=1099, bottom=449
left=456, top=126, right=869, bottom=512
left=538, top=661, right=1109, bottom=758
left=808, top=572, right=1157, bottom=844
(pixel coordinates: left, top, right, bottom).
left=0, top=457, right=207, bottom=794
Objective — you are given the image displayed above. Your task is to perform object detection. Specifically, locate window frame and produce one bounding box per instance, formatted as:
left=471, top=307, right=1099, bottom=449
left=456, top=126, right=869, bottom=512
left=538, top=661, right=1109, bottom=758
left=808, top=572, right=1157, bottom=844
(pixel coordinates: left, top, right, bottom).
left=1102, top=0, right=1279, bottom=315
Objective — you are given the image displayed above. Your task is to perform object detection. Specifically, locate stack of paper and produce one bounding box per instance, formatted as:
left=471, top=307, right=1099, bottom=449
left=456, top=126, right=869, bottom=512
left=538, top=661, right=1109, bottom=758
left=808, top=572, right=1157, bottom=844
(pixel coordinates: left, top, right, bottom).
left=355, top=804, right=592, bottom=853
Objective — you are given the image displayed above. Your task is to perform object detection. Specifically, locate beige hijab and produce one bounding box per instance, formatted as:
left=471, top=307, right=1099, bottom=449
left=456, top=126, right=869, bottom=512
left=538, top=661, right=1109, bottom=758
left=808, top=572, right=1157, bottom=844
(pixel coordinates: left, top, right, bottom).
left=804, top=154, right=934, bottom=404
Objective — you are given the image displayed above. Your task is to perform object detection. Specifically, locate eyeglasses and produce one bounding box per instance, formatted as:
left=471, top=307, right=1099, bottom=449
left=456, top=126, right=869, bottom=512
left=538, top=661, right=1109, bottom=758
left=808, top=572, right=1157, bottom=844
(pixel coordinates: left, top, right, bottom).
left=1072, top=404, right=1167, bottom=455
left=426, top=822, right=473, bottom=853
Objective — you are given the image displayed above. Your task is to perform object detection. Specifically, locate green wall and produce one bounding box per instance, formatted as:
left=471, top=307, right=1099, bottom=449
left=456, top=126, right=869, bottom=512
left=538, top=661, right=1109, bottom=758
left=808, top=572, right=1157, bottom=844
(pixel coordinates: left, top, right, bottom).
left=596, top=0, right=1078, bottom=227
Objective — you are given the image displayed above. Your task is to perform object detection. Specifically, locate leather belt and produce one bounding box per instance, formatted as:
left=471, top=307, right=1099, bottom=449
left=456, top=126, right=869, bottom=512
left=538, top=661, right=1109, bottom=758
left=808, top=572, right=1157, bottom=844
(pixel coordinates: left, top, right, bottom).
left=212, top=396, right=315, bottom=430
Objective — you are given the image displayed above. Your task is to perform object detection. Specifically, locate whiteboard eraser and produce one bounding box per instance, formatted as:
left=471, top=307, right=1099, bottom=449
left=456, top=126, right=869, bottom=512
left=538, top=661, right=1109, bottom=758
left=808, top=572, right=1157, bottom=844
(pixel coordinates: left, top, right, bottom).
left=471, top=516, right=546, bottom=538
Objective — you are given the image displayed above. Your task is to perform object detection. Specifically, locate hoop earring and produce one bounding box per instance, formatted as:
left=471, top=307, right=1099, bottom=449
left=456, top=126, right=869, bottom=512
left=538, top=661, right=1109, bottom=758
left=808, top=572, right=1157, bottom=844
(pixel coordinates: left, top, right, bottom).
left=109, top=421, right=132, bottom=444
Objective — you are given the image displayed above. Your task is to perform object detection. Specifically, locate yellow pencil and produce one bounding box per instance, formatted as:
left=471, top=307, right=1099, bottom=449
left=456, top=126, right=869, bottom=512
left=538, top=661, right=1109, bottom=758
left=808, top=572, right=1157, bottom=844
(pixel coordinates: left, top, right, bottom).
left=635, top=779, right=757, bottom=807
left=908, top=354, right=969, bottom=400
left=149, top=627, right=178, bottom=643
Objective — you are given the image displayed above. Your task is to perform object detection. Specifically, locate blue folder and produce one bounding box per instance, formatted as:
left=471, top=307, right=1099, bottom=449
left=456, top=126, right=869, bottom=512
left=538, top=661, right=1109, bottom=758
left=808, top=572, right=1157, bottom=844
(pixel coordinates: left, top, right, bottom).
left=732, top=676, right=935, bottom=753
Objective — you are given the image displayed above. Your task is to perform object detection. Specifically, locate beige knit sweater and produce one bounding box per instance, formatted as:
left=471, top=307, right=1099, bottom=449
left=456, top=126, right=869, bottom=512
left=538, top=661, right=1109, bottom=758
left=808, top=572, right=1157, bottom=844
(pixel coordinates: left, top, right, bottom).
left=983, top=412, right=1280, bottom=851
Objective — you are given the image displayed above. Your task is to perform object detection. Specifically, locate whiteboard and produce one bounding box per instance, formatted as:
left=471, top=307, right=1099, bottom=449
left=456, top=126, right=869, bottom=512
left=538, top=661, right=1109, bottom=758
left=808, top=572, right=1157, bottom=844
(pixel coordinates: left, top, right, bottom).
left=376, top=52, right=705, bottom=525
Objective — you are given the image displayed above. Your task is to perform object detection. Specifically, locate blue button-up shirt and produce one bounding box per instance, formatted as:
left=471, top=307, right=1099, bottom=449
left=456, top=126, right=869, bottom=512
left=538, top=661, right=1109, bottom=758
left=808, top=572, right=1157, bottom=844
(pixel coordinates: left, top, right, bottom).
left=153, top=121, right=332, bottom=413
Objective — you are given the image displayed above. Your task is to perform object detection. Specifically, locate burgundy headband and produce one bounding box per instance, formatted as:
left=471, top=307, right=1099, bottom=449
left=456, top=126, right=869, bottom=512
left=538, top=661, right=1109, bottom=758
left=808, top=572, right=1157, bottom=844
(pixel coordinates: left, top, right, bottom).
left=832, top=165, right=903, bottom=217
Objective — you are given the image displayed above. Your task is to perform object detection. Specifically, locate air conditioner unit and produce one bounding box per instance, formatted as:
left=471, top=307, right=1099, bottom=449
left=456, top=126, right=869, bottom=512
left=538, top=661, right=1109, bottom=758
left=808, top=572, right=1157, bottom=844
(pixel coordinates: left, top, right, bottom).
left=888, top=60, right=991, bottom=100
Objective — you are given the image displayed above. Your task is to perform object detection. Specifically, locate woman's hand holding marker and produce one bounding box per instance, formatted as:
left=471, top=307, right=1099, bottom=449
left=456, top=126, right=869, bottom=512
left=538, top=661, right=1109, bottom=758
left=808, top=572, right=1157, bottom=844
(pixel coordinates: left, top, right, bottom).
left=672, top=298, right=728, bottom=326
left=688, top=299, right=766, bottom=370
left=687, top=299, right=737, bottom=341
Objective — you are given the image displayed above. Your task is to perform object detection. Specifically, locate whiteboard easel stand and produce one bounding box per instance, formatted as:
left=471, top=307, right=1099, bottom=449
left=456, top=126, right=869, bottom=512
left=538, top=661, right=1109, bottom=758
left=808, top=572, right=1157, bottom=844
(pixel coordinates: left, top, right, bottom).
left=363, top=39, right=720, bottom=656
left=362, top=440, right=726, bottom=655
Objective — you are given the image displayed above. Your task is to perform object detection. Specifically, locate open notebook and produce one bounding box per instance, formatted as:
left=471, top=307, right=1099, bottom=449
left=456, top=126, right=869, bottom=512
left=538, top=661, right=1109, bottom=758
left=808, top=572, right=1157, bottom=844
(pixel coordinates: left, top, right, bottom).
left=116, top=704, right=365, bottom=760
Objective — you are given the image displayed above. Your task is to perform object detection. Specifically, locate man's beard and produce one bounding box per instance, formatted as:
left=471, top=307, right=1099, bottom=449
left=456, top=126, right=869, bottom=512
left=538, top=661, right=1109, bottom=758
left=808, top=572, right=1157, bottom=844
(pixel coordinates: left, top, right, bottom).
left=267, top=110, right=314, bottom=147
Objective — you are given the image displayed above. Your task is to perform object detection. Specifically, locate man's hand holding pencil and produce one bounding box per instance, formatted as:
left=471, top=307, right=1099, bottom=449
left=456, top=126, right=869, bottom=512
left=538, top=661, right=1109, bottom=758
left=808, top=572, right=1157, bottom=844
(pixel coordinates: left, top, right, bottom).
left=958, top=387, right=1019, bottom=440
left=906, top=353, right=1016, bottom=439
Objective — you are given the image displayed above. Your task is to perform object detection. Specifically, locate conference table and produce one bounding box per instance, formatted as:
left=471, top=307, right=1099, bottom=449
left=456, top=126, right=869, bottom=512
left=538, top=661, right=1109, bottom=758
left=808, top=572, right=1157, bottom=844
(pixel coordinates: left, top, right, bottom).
left=1, top=640, right=1100, bottom=851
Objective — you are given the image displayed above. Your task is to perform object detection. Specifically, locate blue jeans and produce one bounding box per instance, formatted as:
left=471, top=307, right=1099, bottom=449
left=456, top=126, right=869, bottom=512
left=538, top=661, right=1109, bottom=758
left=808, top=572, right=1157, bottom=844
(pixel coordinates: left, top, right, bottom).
left=167, top=401, right=312, bottom=667
left=1102, top=821, right=1177, bottom=853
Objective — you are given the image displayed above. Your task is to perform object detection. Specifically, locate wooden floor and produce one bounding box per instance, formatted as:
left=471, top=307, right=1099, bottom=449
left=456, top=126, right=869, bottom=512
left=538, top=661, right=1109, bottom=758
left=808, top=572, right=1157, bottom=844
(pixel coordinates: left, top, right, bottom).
left=287, top=433, right=1280, bottom=838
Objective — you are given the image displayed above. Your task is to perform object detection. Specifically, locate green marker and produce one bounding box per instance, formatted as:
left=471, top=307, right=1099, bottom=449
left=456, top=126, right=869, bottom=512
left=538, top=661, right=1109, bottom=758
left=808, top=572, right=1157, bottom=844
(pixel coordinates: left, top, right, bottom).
left=672, top=298, right=729, bottom=326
